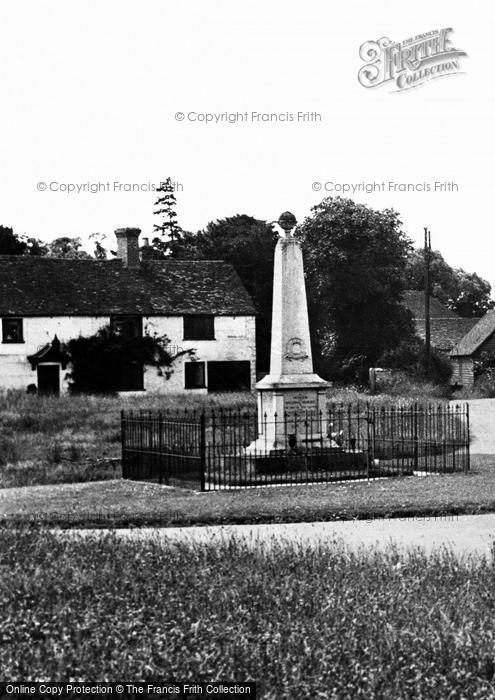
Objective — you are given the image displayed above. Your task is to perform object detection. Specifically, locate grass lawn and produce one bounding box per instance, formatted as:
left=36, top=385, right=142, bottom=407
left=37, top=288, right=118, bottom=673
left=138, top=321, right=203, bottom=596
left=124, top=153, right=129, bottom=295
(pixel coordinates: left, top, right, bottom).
left=1, top=527, right=494, bottom=697
left=1, top=455, right=494, bottom=527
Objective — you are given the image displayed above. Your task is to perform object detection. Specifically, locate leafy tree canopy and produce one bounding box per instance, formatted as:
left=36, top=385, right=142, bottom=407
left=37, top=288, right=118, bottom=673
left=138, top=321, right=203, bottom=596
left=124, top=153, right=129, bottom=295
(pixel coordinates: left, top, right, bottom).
left=377, top=338, right=452, bottom=384
left=0, top=226, right=48, bottom=255
left=299, top=197, right=416, bottom=382
left=0, top=227, right=99, bottom=259
left=89, top=232, right=108, bottom=260
left=404, top=247, right=494, bottom=317
left=47, top=236, right=92, bottom=259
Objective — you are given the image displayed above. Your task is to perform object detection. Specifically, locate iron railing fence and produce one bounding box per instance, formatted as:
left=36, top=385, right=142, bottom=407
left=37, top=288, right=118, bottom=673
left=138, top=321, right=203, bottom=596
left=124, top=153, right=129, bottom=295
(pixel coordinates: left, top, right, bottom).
left=121, top=403, right=470, bottom=491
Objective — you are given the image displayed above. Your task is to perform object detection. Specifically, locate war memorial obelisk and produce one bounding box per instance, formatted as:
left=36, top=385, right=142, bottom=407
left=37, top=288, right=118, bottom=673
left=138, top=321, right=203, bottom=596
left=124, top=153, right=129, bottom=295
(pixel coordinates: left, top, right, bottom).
left=246, top=211, right=330, bottom=455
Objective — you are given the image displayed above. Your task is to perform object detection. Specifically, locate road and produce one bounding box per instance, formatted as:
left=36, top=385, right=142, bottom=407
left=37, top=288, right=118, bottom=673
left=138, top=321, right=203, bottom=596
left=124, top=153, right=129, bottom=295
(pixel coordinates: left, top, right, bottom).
left=456, top=398, right=495, bottom=454
left=71, top=513, right=495, bottom=556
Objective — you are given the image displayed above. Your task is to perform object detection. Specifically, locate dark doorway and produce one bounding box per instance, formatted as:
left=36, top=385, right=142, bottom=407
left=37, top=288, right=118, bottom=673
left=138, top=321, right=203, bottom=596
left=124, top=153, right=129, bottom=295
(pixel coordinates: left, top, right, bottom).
left=116, top=360, right=144, bottom=391
left=207, top=361, right=251, bottom=392
left=37, top=364, right=60, bottom=395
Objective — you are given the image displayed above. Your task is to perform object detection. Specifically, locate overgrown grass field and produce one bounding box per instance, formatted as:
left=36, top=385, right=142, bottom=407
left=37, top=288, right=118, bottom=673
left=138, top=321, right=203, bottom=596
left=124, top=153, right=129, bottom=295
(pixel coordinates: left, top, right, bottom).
left=0, top=390, right=256, bottom=488
left=0, top=387, right=455, bottom=488
left=1, top=527, right=494, bottom=698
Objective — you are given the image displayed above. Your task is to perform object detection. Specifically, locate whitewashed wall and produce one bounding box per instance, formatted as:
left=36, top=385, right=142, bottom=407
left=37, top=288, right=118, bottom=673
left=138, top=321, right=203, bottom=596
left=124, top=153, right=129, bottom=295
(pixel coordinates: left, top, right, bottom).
left=0, top=315, right=256, bottom=393
left=0, top=316, right=108, bottom=391
left=143, top=315, right=256, bottom=393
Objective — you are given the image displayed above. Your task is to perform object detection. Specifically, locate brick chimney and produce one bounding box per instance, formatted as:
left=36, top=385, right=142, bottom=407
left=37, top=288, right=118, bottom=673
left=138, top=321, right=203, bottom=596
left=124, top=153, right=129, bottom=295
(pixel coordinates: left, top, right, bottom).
left=115, top=228, right=141, bottom=268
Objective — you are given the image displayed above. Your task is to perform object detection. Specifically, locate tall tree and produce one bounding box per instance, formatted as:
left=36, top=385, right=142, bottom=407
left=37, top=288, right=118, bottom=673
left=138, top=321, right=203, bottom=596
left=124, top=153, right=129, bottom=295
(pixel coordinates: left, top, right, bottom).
left=152, top=178, right=182, bottom=256
left=47, top=237, right=91, bottom=259
left=89, top=232, right=108, bottom=260
left=299, top=197, right=415, bottom=382
left=405, top=247, right=494, bottom=317
left=0, top=226, right=27, bottom=255
left=0, top=226, right=47, bottom=256
left=167, top=215, right=278, bottom=371
left=25, top=237, right=48, bottom=256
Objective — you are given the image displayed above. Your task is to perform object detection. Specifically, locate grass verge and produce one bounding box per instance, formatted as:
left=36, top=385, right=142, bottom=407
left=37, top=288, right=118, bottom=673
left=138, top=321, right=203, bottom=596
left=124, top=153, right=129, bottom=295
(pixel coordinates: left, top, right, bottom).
left=1, top=456, right=494, bottom=528
left=1, top=527, right=494, bottom=698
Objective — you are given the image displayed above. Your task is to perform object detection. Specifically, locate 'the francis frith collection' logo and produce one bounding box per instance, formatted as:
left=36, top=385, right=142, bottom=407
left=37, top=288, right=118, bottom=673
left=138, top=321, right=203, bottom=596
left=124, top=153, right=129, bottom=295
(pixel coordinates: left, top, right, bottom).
left=358, top=28, right=467, bottom=91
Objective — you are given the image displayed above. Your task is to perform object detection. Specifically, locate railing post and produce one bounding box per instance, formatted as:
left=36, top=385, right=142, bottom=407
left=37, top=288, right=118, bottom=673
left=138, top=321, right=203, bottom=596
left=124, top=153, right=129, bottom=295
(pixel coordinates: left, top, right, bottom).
left=200, top=412, right=206, bottom=492
left=466, top=403, right=470, bottom=473
left=413, top=403, right=419, bottom=471
left=158, top=411, right=163, bottom=485
left=366, top=402, right=371, bottom=480
left=121, top=409, right=127, bottom=479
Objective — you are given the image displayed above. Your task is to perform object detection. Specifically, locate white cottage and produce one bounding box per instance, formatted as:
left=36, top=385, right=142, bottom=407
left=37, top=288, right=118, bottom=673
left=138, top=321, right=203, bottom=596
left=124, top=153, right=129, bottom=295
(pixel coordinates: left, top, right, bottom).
left=0, top=228, right=256, bottom=394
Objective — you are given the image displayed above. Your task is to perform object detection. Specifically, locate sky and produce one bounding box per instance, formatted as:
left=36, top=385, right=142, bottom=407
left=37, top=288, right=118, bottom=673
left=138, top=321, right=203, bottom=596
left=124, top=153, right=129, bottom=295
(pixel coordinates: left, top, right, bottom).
left=0, top=1, right=493, bottom=287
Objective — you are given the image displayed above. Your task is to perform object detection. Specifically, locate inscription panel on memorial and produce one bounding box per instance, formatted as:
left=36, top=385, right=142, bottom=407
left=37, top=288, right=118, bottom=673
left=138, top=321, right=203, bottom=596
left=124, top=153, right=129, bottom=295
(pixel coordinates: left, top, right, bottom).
left=283, top=390, right=319, bottom=416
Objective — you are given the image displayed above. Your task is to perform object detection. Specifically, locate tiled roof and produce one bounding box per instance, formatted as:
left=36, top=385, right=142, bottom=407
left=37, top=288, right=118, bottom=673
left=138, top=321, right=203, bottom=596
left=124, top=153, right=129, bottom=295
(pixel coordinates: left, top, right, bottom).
left=0, top=257, right=255, bottom=316
left=450, top=311, right=495, bottom=356
left=414, top=318, right=478, bottom=352
left=403, top=290, right=459, bottom=319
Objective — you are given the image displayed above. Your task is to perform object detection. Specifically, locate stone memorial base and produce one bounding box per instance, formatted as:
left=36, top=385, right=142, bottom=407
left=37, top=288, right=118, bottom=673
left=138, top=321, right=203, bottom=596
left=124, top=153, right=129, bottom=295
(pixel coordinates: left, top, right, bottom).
left=251, top=448, right=366, bottom=474
left=245, top=374, right=334, bottom=456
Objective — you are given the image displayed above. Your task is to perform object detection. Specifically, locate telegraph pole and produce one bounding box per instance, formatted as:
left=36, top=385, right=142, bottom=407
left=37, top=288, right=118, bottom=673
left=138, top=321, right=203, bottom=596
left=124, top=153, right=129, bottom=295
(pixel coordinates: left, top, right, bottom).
left=424, top=227, right=431, bottom=372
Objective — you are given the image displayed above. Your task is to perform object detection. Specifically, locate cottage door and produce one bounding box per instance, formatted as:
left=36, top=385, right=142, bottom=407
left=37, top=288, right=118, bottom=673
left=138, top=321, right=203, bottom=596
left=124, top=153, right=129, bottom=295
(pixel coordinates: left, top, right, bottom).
left=37, top=364, right=60, bottom=395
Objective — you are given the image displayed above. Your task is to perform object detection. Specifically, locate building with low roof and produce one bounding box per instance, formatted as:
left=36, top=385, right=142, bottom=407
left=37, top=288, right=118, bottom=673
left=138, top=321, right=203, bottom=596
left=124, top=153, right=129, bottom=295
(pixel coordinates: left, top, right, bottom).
left=403, top=290, right=495, bottom=387
left=450, top=311, right=495, bottom=387
left=402, top=291, right=477, bottom=354
left=0, top=228, right=256, bottom=394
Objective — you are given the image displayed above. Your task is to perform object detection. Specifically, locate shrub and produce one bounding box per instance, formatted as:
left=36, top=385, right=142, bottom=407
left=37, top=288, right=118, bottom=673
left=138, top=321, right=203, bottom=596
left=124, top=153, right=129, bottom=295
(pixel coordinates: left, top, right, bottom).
left=456, top=373, right=495, bottom=400
left=0, top=434, right=19, bottom=466
left=49, top=442, right=63, bottom=464
left=371, top=372, right=451, bottom=399
left=451, top=352, right=495, bottom=399
left=473, top=351, right=495, bottom=380
left=377, top=339, right=452, bottom=385
left=69, top=443, right=80, bottom=461
left=64, top=325, right=193, bottom=393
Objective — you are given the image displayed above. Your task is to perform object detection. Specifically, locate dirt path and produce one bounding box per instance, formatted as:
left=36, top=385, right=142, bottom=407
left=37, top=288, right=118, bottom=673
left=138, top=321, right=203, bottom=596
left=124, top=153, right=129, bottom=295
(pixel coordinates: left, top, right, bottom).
left=453, top=398, right=495, bottom=454
left=70, top=513, right=495, bottom=556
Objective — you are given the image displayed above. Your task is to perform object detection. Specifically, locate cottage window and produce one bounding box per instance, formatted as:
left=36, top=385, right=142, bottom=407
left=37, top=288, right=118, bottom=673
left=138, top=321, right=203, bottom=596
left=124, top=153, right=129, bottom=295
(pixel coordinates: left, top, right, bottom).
left=207, top=361, right=251, bottom=392
left=183, top=315, right=215, bottom=340
left=2, top=318, right=24, bottom=343
left=110, top=315, right=143, bottom=338
left=185, top=361, right=206, bottom=389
